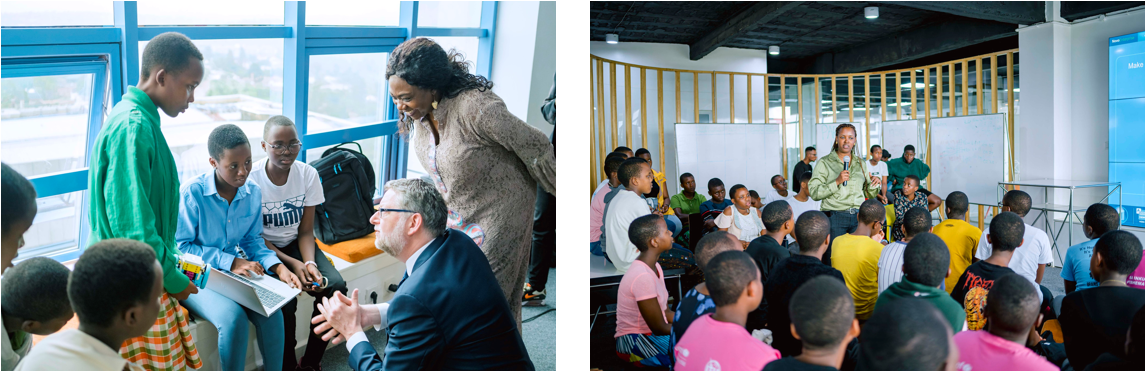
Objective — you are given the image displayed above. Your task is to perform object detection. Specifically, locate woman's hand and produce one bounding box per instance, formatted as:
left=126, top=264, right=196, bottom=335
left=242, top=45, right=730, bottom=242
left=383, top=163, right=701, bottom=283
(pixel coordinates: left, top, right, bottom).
left=741, top=240, right=750, bottom=250
left=869, top=175, right=881, bottom=187
left=231, top=258, right=265, bottom=277
left=836, top=170, right=850, bottom=185
left=274, top=264, right=303, bottom=290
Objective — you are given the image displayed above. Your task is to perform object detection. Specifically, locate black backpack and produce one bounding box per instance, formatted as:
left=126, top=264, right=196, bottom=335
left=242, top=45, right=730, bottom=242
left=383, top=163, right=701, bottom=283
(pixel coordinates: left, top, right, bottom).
left=312, top=142, right=376, bottom=244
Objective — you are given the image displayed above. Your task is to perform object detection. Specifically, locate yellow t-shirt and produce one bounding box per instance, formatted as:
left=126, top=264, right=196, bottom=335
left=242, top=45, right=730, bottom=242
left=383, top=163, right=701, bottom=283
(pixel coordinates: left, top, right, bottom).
left=652, top=169, right=674, bottom=216
left=933, top=218, right=982, bottom=294
left=831, top=234, right=884, bottom=320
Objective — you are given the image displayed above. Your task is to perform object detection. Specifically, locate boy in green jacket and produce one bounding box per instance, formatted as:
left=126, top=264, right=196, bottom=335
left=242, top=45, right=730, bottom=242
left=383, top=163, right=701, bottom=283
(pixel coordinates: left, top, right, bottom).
left=87, top=31, right=205, bottom=370
left=875, top=232, right=966, bottom=332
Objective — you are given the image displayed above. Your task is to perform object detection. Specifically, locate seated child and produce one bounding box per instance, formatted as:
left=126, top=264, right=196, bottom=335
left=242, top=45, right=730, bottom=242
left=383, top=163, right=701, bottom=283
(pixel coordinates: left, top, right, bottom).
left=749, top=190, right=763, bottom=210
left=605, top=158, right=694, bottom=273
left=875, top=233, right=966, bottom=332
left=932, top=191, right=982, bottom=294
left=615, top=215, right=675, bottom=367
left=744, top=200, right=794, bottom=331
left=175, top=124, right=301, bottom=371
left=1059, top=230, right=1144, bottom=368
left=765, top=211, right=846, bottom=357
left=953, top=273, right=1057, bottom=370
left=591, top=153, right=627, bottom=255
left=674, top=250, right=781, bottom=370
left=15, top=239, right=162, bottom=371
left=2, top=257, right=72, bottom=371
left=889, top=175, right=928, bottom=242
left=673, top=231, right=741, bottom=343
left=876, top=206, right=932, bottom=294
left=1, top=163, right=36, bottom=272
left=857, top=298, right=958, bottom=371
left=830, top=199, right=887, bottom=321
left=763, top=276, right=859, bottom=370
left=670, top=172, right=707, bottom=225
left=251, top=116, right=349, bottom=369
left=951, top=212, right=1023, bottom=331
left=698, top=178, right=732, bottom=229
left=974, top=190, right=1051, bottom=303
left=716, top=185, right=766, bottom=245
left=1079, top=306, right=1142, bottom=370
left=1061, top=204, right=1121, bottom=293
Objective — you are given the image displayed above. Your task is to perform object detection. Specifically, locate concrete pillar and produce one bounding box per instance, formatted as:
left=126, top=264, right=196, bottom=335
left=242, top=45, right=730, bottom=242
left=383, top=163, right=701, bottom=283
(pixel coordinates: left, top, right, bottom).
left=1016, top=2, right=1073, bottom=206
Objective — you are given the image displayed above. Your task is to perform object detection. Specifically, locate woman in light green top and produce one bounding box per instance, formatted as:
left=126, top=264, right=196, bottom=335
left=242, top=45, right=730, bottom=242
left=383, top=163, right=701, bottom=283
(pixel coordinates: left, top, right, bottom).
left=808, top=123, right=883, bottom=264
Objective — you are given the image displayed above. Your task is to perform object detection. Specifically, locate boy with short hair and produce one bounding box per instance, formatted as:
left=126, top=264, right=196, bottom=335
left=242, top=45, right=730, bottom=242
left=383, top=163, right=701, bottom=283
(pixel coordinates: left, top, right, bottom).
left=604, top=158, right=656, bottom=272
left=762, top=175, right=792, bottom=205
left=953, top=273, right=1057, bottom=371
left=745, top=200, right=794, bottom=330
left=176, top=124, right=301, bottom=371
left=763, top=276, right=859, bottom=370
left=765, top=211, right=846, bottom=356
left=88, top=31, right=204, bottom=370
left=674, top=250, right=781, bottom=370
left=250, top=115, right=349, bottom=369
left=867, top=145, right=889, bottom=203
left=877, top=206, right=932, bottom=294
left=672, top=231, right=741, bottom=343
left=1, top=163, right=37, bottom=273
left=699, top=178, right=732, bottom=230
left=614, top=146, right=634, bottom=158
left=592, top=153, right=628, bottom=256
left=1, top=257, right=73, bottom=371
left=791, top=146, right=816, bottom=193
left=856, top=299, right=958, bottom=371
left=615, top=215, right=676, bottom=367
left=974, top=191, right=1052, bottom=293
left=830, top=199, right=887, bottom=321
left=670, top=172, right=707, bottom=221
left=1059, top=230, right=1144, bottom=368
left=787, top=172, right=823, bottom=225
left=933, top=191, right=982, bottom=294
left=875, top=233, right=966, bottom=332
left=1061, top=203, right=1120, bottom=293
left=951, top=212, right=1023, bottom=330
left=15, top=239, right=163, bottom=371
left=749, top=190, right=763, bottom=210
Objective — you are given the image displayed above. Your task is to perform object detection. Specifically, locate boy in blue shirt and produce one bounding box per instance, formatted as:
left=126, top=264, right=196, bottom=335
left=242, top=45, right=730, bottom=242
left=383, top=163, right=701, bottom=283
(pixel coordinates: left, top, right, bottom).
left=698, top=178, right=732, bottom=230
left=1061, top=204, right=1121, bottom=294
left=176, top=124, right=301, bottom=371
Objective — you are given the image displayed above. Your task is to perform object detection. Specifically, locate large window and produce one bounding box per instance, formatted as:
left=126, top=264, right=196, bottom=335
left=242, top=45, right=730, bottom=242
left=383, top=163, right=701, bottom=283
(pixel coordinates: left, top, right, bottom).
left=1, top=1, right=497, bottom=262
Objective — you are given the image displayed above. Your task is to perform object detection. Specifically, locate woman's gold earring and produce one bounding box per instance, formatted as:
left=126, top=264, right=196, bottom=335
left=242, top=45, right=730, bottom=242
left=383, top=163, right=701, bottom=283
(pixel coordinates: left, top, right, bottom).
left=432, top=101, right=439, bottom=110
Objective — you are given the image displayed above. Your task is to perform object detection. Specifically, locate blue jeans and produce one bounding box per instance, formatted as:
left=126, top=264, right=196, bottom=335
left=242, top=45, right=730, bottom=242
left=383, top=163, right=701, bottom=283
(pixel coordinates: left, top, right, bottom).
left=183, top=287, right=285, bottom=371
left=590, top=241, right=603, bottom=256
left=825, top=210, right=859, bottom=265
left=664, top=215, right=682, bottom=238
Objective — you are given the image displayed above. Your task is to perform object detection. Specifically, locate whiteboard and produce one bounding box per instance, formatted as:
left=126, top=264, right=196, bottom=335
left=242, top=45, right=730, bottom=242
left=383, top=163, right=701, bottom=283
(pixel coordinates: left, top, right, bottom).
left=930, top=114, right=1005, bottom=205
left=675, top=123, right=782, bottom=194
left=816, top=122, right=865, bottom=157
left=882, top=119, right=923, bottom=161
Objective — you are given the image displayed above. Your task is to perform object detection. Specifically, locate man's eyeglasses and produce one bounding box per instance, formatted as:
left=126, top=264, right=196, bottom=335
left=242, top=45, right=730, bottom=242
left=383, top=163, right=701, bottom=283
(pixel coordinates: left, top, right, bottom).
left=374, top=206, right=415, bottom=214
left=772, top=179, right=788, bottom=186
left=267, top=141, right=302, bottom=154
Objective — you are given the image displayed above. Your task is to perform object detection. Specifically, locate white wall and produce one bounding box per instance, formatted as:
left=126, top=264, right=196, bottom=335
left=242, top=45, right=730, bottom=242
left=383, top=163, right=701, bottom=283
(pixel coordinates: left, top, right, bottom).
left=490, top=1, right=556, bottom=136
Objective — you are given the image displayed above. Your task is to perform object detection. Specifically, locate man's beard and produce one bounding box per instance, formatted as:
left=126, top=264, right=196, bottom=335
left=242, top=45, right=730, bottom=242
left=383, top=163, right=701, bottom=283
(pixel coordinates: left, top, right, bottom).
left=375, top=217, right=408, bottom=257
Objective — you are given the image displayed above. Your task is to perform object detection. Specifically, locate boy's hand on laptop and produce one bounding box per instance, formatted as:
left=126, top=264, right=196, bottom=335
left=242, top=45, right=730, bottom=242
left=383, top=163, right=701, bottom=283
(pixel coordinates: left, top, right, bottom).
left=274, top=264, right=303, bottom=289
left=231, top=258, right=265, bottom=277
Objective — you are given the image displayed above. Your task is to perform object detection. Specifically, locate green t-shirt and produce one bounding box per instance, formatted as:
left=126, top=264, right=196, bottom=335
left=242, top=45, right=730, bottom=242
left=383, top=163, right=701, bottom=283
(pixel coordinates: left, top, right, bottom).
left=670, top=192, right=707, bottom=214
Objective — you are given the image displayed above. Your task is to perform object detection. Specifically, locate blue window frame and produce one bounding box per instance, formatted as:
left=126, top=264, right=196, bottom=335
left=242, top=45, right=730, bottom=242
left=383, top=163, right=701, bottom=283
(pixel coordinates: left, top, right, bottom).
left=0, top=1, right=498, bottom=262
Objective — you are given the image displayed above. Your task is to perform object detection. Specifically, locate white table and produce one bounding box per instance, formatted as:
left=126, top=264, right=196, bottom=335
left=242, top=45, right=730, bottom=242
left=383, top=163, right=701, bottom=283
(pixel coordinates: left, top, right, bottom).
left=997, top=179, right=1122, bottom=259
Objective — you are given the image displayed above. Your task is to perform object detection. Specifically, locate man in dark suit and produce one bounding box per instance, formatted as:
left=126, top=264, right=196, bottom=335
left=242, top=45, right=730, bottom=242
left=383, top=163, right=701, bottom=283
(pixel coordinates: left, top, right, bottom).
left=312, top=178, right=534, bottom=370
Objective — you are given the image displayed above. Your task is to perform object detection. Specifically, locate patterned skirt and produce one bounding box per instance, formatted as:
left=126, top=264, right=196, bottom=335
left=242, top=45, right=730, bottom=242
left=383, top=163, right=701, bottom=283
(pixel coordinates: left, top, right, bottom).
left=615, top=333, right=673, bottom=367
left=119, top=292, right=203, bottom=370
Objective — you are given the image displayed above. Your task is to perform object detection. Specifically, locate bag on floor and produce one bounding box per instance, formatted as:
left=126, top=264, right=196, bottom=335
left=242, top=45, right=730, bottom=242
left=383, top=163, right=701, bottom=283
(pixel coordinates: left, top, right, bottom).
left=312, top=142, right=377, bottom=244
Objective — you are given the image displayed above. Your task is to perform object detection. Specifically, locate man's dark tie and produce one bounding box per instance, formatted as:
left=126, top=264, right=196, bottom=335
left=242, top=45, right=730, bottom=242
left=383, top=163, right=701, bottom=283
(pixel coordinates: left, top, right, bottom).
left=399, top=272, right=408, bottom=287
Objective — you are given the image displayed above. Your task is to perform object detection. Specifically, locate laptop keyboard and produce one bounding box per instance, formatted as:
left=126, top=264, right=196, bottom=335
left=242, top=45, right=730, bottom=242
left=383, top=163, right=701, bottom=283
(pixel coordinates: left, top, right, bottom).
left=217, top=269, right=286, bottom=306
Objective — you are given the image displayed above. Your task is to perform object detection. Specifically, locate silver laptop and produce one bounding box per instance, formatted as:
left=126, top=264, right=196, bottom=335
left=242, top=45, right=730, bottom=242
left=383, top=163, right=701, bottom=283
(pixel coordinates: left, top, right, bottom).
left=206, top=268, right=302, bottom=317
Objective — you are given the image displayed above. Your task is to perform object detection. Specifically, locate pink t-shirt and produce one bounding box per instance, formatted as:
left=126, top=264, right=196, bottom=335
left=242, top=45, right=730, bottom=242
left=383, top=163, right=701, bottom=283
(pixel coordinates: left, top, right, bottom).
left=674, top=314, right=781, bottom=371
left=954, top=330, right=1057, bottom=371
left=1127, top=254, right=1145, bottom=289
left=590, top=181, right=610, bottom=243
left=615, top=261, right=668, bottom=337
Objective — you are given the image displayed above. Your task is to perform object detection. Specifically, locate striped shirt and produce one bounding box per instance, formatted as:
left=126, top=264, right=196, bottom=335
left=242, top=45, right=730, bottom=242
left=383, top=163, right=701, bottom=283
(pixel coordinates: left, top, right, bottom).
left=877, top=241, right=909, bottom=295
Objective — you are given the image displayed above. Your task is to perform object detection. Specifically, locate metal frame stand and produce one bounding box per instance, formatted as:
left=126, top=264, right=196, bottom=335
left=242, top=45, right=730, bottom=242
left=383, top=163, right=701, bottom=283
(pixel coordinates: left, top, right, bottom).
left=997, top=180, right=1123, bottom=263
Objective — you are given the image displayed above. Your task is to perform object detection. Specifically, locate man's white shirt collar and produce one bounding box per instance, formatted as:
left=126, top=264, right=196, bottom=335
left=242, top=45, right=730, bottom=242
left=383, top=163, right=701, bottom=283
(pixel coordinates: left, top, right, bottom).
left=405, top=239, right=434, bottom=277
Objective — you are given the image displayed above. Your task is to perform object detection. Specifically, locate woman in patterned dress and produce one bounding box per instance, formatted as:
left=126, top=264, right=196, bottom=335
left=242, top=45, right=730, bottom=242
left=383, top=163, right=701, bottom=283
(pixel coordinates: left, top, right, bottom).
left=385, top=38, right=557, bottom=325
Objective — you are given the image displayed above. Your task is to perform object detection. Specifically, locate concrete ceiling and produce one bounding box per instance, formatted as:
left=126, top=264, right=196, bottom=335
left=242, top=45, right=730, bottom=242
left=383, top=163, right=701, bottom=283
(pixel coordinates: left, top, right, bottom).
left=590, top=1, right=1144, bottom=74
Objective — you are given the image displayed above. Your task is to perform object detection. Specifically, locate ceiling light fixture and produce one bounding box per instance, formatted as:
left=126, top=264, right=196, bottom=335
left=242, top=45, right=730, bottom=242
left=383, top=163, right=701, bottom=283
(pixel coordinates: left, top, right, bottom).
left=865, top=6, right=879, bottom=19
left=606, top=33, right=619, bottom=44
left=769, top=45, right=779, bottom=55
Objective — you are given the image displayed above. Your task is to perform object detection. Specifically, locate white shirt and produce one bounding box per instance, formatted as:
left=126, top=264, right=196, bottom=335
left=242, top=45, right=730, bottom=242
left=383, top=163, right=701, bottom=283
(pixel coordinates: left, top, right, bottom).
left=761, top=188, right=792, bottom=206
left=868, top=160, right=888, bottom=179
left=345, top=239, right=433, bottom=351
left=877, top=241, right=909, bottom=295
left=248, top=158, right=326, bottom=248
left=15, top=329, right=143, bottom=371
left=787, top=195, right=823, bottom=220
left=974, top=223, right=1053, bottom=290
left=604, top=190, right=651, bottom=273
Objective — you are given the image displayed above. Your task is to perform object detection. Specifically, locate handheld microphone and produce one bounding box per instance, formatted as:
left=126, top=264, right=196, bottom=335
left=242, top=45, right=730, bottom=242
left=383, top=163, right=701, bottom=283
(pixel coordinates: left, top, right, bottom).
left=842, top=155, right=850, bottom=186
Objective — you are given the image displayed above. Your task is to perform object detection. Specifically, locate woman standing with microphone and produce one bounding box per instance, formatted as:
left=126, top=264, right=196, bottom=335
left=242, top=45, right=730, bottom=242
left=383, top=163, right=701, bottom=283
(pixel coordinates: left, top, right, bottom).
left=807, top=123, right=883, bottom=265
